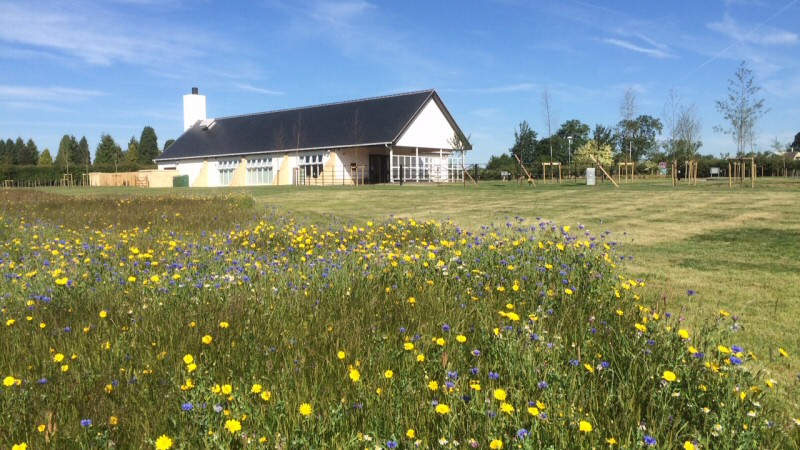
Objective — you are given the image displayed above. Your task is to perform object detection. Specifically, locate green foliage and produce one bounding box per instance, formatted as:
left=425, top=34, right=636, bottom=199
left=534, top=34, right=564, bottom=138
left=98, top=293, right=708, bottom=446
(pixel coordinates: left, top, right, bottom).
left=38, top=149, right=53, bottom=166
left=574, top=140, right=614, bottom=170
left=139, top=126, right=159, bottom=165
left=94, top=134, right=124, bottom=166
left=78, top=136, right=91, bottom=166
left=510, top=121, right=538, bottom=165
left=715, top=61, right=769, bottom=157
left=617, top=115, right=663, bottom=163
left=164, top=139, right=176, bottom=152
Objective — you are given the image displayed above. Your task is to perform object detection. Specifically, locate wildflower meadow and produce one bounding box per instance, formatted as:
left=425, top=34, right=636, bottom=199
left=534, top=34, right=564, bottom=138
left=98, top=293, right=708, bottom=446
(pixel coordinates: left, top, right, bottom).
left=1, top=189, right=798, bottom=449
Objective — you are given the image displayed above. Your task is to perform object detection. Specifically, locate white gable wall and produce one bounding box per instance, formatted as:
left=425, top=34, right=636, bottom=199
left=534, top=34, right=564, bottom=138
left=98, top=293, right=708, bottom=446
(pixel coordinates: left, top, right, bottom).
left=396, top=100, right=456, bottom=149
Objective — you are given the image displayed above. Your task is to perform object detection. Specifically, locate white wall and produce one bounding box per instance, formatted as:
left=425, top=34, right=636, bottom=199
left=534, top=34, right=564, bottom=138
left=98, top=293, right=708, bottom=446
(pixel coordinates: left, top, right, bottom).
left=171, top=159, right=206, bottom=186
left=396, top=100, right=456, bottom=150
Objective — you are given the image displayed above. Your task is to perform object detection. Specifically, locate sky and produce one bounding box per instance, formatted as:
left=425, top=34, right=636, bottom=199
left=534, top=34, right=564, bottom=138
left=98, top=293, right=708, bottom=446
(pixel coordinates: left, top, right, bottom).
left=1, top=0, right=798, bottom=164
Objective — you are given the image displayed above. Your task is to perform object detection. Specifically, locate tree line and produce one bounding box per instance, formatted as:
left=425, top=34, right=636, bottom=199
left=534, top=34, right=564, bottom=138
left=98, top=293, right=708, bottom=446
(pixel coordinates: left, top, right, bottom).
left=0, top=126, right=176, bottom=172
left=493, top=61, right=799, bottom=178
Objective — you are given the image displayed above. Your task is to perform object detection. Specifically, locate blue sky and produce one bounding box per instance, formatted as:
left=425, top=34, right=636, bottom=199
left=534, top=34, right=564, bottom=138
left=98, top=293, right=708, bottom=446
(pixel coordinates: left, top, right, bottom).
left=1, top=0, right=798, bottom=164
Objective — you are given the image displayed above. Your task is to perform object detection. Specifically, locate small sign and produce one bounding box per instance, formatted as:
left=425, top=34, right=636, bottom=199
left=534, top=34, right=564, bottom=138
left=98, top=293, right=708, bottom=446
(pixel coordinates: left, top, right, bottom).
left=658, top=162, right=667, bottom=169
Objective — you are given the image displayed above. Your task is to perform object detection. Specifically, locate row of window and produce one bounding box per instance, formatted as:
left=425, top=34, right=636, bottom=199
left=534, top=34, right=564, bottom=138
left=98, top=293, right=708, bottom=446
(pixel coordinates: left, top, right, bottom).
left=217, top=153, right=328, bottom=185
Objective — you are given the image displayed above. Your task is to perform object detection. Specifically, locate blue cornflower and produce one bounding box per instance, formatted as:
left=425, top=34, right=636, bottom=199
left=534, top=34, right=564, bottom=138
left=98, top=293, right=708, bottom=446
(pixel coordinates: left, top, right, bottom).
left=80, top=419, right=92, bottom=427
left=470, top=367, right=479, bottom=375
left=730, top=356, right=743, bottom=365
left=644, top=435, right=657, bottom=446
left=687, top=290, right=697, bottom=296
left=387, top=441, right=398, bottom=449
left=488, top=371, right=500, bottom=380
left=472, top=349, right=481, bottom=357
left=442, top=323, right=451, bottom=332
left=517, top=428, right=529, bottom=439
left=537, top=381, right=549, bottom=389
left=731, top=345, right=744, bottom=353
left=570, top=359, right=580, bottom=366
left=182, top=402, right=193, bottom=411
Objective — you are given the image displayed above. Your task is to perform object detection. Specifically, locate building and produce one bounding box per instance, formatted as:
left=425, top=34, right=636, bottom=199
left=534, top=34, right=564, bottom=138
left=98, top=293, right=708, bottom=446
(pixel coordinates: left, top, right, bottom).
left=155, top=89, right=471, bottom=187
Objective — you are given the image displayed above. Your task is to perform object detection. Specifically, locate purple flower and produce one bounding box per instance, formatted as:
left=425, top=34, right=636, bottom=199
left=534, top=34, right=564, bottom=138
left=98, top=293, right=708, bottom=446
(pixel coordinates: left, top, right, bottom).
left=687, top=290, right=697, bottom=296
left=182, top=402, right=193, bottom=411
left=472, top=349, right=481, bottom=357
left=644, top=435, right=657, bottom=446
left=488, top=371, right=500, bottom=380
left=470, top=367, right=479, bottom=375
left=387, top=441, right=398, bottom=449
left=80, top=419, right=92, bottom=427
left=516, top=428, right=529, bottom=439
left=730, top=356, right=743, bottom=365
left=442, top=323, right=451, bottom=332
left=537, top=381, right=549, bottom=389
left=731, top=345, right=744, bottom=353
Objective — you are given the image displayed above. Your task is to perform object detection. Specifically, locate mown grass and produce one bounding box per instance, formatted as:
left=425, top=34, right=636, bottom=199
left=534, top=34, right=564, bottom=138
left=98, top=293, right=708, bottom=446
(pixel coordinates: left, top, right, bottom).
left=0, top=181, right=798, bottom=448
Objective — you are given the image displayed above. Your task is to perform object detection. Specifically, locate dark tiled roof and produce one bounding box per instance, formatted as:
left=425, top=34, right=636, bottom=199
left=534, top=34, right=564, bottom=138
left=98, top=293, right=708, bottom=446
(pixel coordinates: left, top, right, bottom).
left=156, top=89, right=470, bottom=162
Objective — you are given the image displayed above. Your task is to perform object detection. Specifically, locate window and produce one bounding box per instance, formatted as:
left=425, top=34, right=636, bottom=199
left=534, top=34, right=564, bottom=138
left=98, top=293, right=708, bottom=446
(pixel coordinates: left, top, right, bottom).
left=298, top=153, right=325, bottom=179
left=218, top=159, right=238, bottom=186
left=247, top=157, right=273, bottom=185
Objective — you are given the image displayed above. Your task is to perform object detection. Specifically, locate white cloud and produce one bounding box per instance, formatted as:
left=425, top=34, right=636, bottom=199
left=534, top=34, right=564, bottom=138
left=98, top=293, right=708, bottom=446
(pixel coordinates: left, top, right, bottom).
left=0, top=85, right=103, bottom=102
left=603, top=38, right=674, bottom=59
left=0, top=1, right=210, bottom=67
left=236, top=83, right=285, bottom=96
left=707, top=13, right=799, bottom=46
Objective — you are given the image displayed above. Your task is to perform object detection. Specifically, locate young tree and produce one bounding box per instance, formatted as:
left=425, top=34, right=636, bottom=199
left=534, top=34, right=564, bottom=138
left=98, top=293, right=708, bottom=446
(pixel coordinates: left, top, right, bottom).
left=574, top=140, right=614, bottom=170
left=541, top=88, right=556, bottom=169
left=138, top=126, right=158, bottom=165
left=56, top=135, right=78, bottom=171
left=791, top=132, right=800, bottom=151
left=509, top=121, right=537, bottom=164
left=125, top=137, right=140, bottom=164
left=19, top=138, right=39, bottom=165
left=714, top=61, right=769, bottom=157
left=39, top=148, right=53, bottom=166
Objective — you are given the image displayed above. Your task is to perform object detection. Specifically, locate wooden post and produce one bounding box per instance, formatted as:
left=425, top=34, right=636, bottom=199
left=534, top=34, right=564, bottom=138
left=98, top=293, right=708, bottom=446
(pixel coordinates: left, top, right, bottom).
left=514, top=155, right=537, bottom=186
left=588, top=155, right=619, bottom=187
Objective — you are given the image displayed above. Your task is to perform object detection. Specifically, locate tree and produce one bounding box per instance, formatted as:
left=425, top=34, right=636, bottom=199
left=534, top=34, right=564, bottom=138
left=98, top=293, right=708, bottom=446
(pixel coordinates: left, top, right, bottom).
left=78, top=136, right=91, bottom=167
left=1, top=139, right=12, bottom=165
left=627, top=115, right=663, bottom=163
left=39, top=148, right=53, bottom=166
left=163, top=139, right=176, bottom=152
left=541, top=89, right=556, bottom=172
left=714, top=61, right=769, bottom=157
left=11, top=137, right=25, bottom=165
left=19, top=138, right=39, bottom=165
left=509, top=121, right=537, bottom=165
left=125, top=137, right=140, bottom=164
left=791, top=132, right=800, bottom=151
left=138, top=126, right=158, bottom=165
left=574, top=140, right=614, bottom=170
left=56, top=135, right=78, bottom=171
left=94, top=134, right=123, bottom=168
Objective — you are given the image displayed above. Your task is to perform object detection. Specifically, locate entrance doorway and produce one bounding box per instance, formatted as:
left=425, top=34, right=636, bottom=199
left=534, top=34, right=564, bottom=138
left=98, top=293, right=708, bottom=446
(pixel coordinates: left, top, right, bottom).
left=369, top=154, right=389, bottom=183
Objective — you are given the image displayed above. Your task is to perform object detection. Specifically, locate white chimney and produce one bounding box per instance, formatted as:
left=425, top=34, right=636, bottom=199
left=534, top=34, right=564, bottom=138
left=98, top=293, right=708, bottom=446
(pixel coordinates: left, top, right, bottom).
left=183, top=87, right=207, bottom=131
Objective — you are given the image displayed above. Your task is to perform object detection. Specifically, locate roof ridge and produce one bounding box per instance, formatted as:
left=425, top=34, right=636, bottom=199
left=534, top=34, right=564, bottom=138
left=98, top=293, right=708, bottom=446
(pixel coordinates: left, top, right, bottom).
left=214, top=89, right=435, bottom=121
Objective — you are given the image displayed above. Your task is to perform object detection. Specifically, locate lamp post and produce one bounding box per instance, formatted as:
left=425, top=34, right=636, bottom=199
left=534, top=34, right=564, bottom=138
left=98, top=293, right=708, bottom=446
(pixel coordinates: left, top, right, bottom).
left=567, top=136, right=573, bottom=181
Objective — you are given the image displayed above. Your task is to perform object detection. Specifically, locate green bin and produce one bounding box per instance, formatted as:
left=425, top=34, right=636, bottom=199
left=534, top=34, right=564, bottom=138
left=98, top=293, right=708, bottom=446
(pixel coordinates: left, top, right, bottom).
left=172, top=175, right=189, bottom=187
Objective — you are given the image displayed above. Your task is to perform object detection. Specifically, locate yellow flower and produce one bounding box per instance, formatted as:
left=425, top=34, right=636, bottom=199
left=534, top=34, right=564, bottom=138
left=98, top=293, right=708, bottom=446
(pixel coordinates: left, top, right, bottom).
left=337, top=350, right=346, bottom=360
left=403, top=343, right=414, bottom=351
left=663, top=370, right=677, bottom=382
left=456, top=335, right=467, bottom=343
left=61, top=364, right=69, bottom=372
left=299, top=402, right=313, bottom=416
left=224, top=419, right=242, bottom=434
left=493, top=388, right=507, bottom=401
left=635, top=323, right=647, bottom=333
left=99, top=310, right=108, bottom=319
left=53, top=353, right=65, bottom=363
left=202, top=335, right=213, bottom=345
left=251, top=384, right=262, bottom=394
left=435, top=337, right=446, bottom=346
left=584, top=363, right=595, bottom=374
left=219, top=321, right=229, bottom=329
left=183, top=354, right=194, bottom=365
left=221, top=384, right=233, bottom=395
left=606, top=437, right=618, bottom=445
left=528, top=406, right=540, bottom=416
left=428, top=380, right=439, bottom=391
left=6, top=318, right=16, bottom=326
left=406, top=429, right=416, bottom=439
left=384, top=370, right=394, bottom=379
left=150, top=275, right=160, bottom=283
left=434, top=404, right=450, bottom=414
left=678, top=329, right=690, bottom=339
left=778, top=348, right=789, bottom=357
left=37, top=424, right=46, bottom=432
left=104, top=384, right=113, bottom=393
left=3, top=376, right=17, bottom=387
left=683, top=441, right=696, bottom=450
left=565, top=288, right=574, bottom=295
left=416, top=354, right=425, bottom=362
left=579, top=420, right=593, bottom=432
left=489, top=439, right=503, bottom=449
left=109, top=416, right=118, bottom=426
left=186, top=363, right=196, bottom=373
left=11, top=444, right=27, bottom=450
left=499, top=402, right=514, bottom=414
left=155, top=434, right=173, bottom=450
left=718, top=345, right=731, bottom=354
left=349, top=368, right=361, bottom=383
left=260, top=391, right=272, bottom=401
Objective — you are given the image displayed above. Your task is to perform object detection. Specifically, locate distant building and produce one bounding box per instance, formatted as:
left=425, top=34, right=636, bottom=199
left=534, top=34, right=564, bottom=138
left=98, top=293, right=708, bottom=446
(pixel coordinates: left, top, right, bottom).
left=155, top=89, right=471, bottom=187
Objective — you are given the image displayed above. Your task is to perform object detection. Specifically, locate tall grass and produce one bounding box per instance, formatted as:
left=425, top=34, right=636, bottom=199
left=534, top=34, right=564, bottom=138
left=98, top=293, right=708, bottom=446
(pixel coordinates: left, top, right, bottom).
left=0, top=190, right=797, bottom=448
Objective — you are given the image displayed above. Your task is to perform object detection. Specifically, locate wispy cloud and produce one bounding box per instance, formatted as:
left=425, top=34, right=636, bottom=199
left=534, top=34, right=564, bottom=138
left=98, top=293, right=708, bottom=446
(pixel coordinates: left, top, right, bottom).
left=236, top=83, right=285, bottom=96
left=602, top=36, right=674, bottom=59
left=0, top=1, right=210, bottom=67
left=0, top=85, right=103, bottom=102
left=707, top=13, right=799, bottom=46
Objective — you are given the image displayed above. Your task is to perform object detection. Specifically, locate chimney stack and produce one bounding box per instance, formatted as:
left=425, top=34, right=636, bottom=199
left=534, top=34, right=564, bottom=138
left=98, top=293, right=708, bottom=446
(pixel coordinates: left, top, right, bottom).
left=183, top=87, right=207, bottom=131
